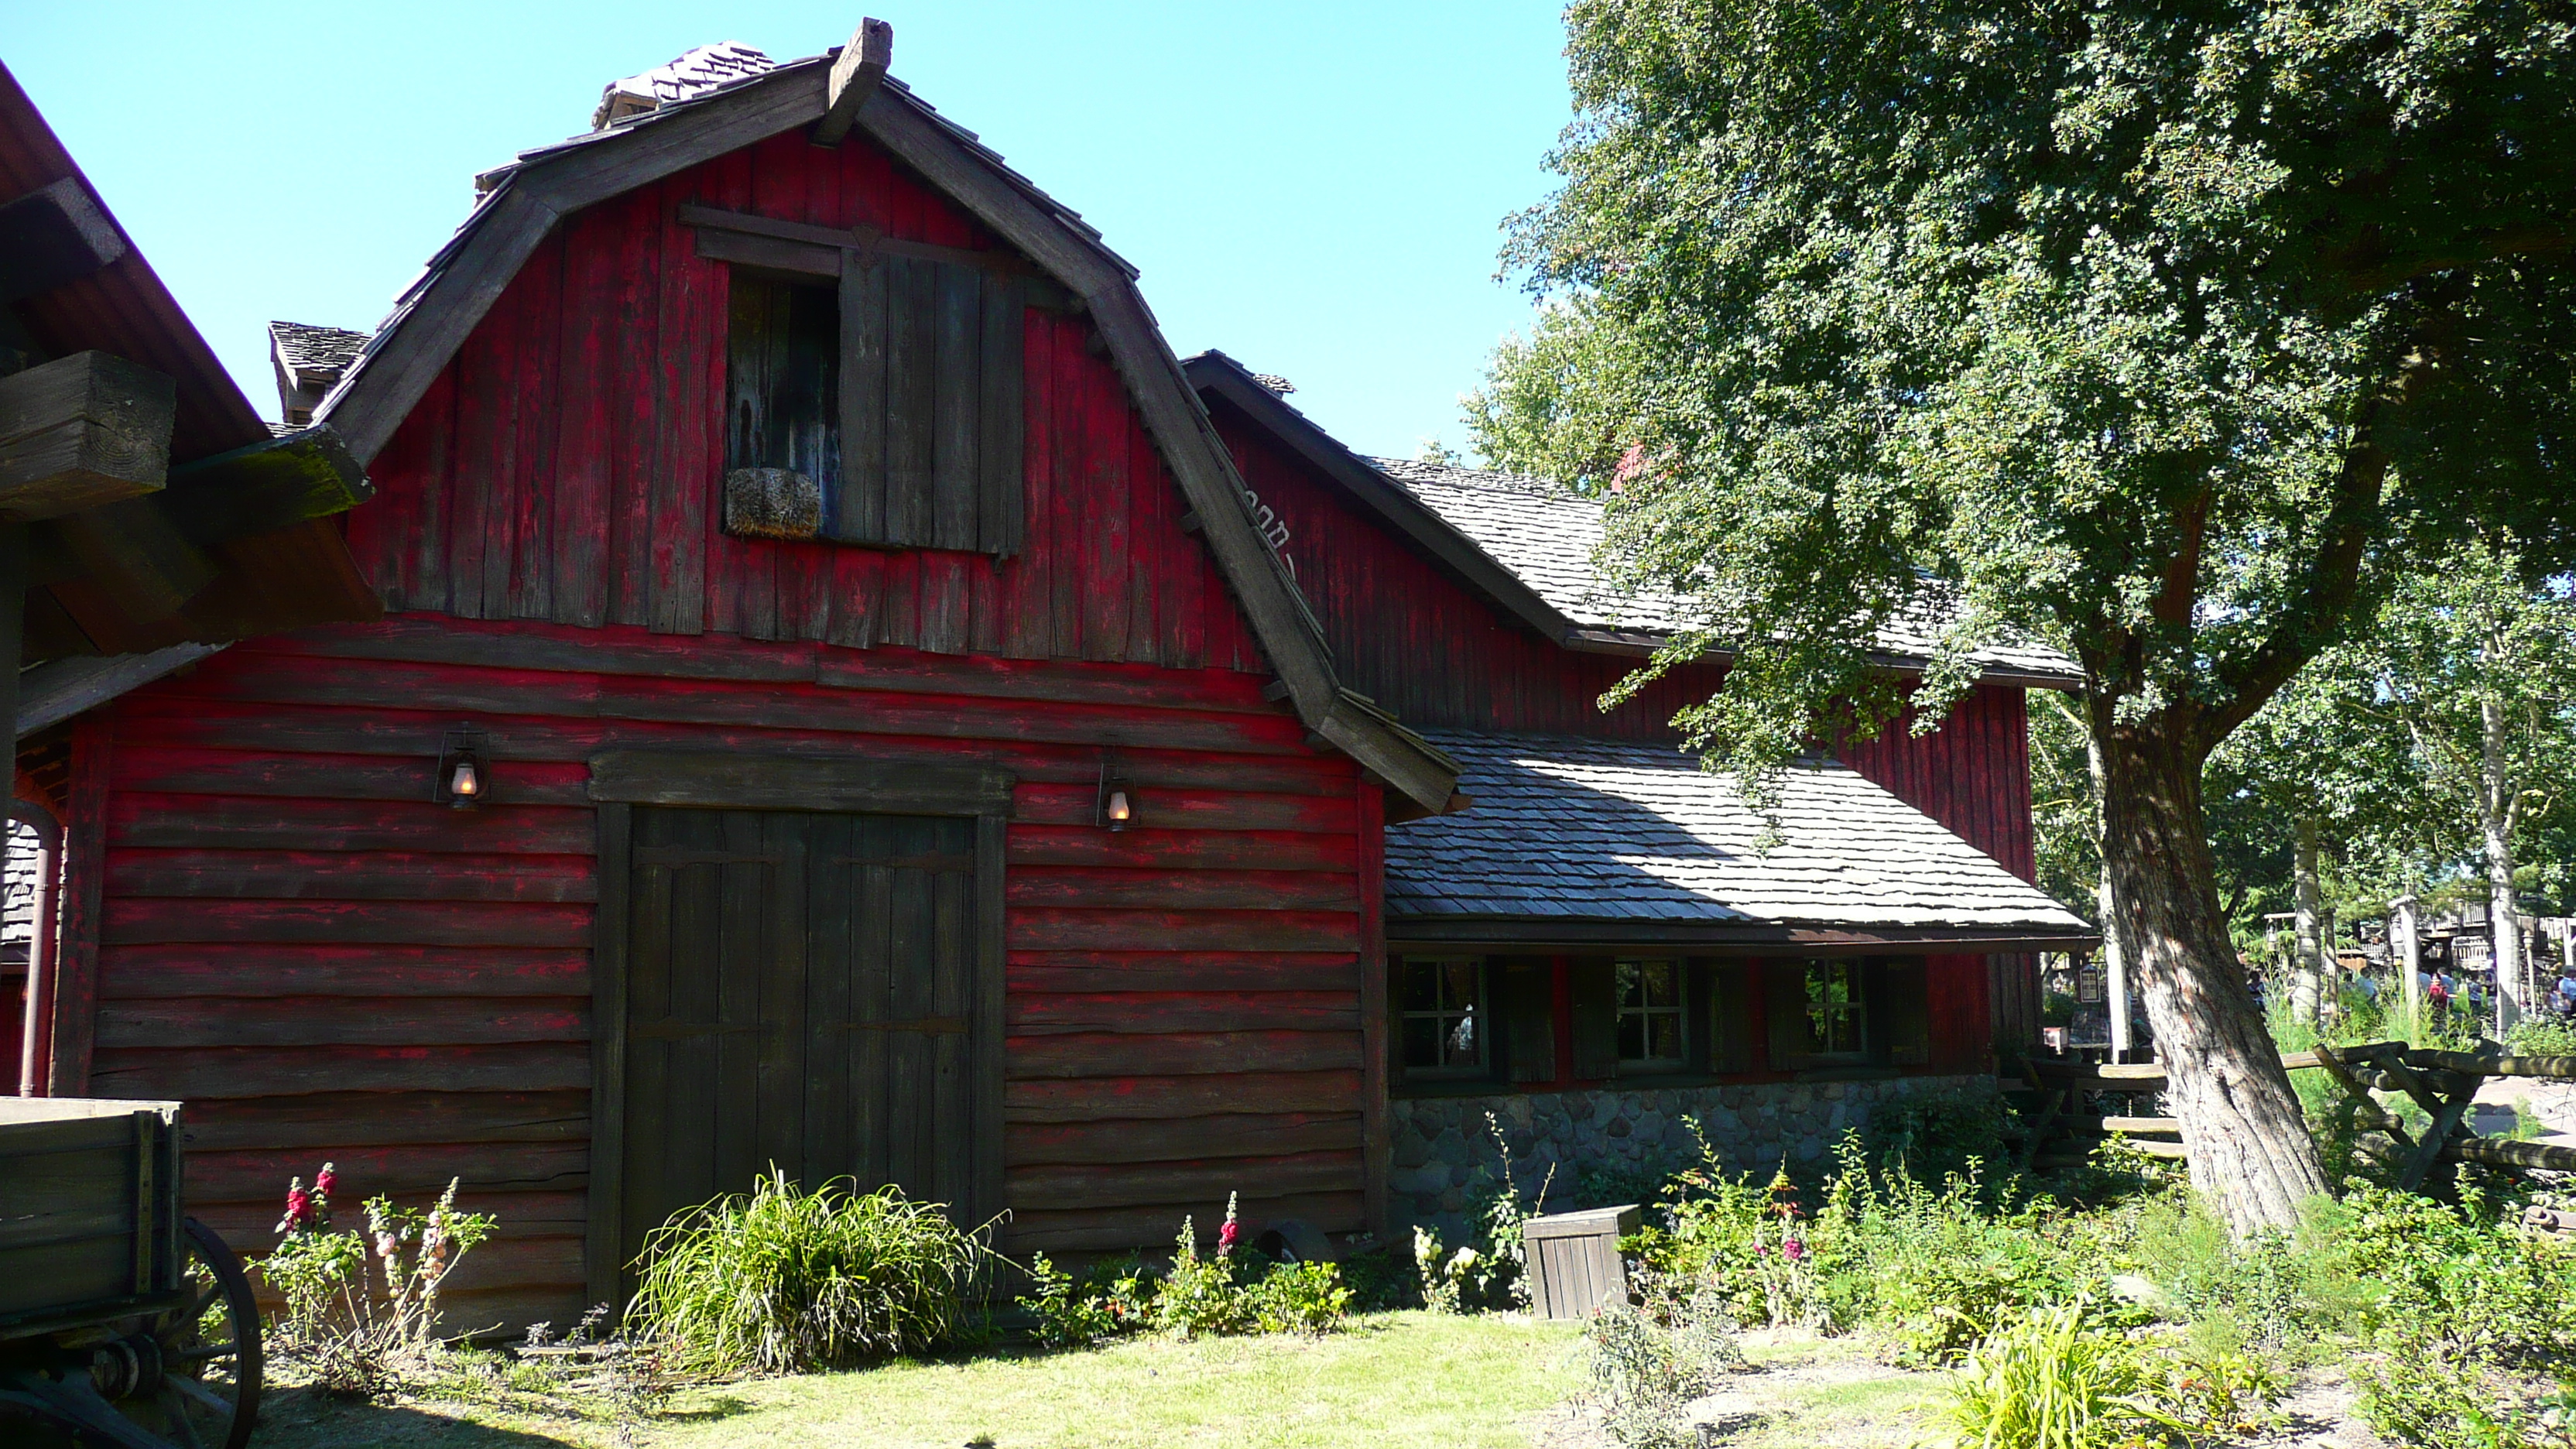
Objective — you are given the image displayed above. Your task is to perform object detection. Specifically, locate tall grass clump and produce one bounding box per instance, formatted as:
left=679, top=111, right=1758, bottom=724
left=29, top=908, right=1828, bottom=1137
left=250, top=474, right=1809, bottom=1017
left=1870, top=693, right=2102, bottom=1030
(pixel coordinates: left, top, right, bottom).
left=1926, top=1302, right=2181, bottom=1449
left=628, top=1171, right=993, bottom=1374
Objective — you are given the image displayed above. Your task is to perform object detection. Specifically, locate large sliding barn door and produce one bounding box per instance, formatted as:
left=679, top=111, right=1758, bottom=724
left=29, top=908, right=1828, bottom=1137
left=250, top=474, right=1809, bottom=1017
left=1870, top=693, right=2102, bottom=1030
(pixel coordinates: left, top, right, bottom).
left=615, top=807, right=981, bottom=1273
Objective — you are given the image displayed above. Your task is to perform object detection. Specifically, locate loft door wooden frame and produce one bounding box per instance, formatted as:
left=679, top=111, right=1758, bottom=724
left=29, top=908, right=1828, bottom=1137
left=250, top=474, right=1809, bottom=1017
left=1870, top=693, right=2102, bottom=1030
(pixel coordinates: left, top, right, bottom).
left=584, top=750, right=1012, bottom=1308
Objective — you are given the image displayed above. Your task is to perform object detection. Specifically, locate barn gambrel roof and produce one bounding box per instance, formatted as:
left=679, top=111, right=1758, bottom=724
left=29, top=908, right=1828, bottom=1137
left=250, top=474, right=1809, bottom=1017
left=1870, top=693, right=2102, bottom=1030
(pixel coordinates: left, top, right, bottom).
left=309, top=42, right=1459, bottom=816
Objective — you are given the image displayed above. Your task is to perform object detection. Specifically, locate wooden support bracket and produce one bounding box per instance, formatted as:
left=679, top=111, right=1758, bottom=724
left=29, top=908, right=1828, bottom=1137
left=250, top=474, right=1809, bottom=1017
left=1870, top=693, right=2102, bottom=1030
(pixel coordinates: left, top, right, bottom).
left=813, top=18, right=893, bottom=147
left=0, top=177, right=126, bottom=304
left=0, top=351, right=175, bottom=522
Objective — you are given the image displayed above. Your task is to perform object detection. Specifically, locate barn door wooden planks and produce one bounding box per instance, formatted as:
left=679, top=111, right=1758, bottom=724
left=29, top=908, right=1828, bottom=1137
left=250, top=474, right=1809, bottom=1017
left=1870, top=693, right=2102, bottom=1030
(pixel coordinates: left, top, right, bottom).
left=615, top=807, right=981, bottom=1278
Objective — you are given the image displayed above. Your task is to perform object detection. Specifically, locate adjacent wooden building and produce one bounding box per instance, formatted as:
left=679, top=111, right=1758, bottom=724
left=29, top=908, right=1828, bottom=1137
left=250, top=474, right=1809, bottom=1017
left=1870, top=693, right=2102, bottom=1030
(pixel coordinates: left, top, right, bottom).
left=17, top=29, right=2090, bottom=1324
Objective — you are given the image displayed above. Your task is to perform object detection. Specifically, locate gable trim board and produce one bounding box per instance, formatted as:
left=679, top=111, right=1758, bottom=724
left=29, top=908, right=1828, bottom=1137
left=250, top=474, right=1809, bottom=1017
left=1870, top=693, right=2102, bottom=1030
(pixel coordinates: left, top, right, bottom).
left=1184, top=351, right=2084, bottom=692
left=310, top=56, right=1456, bottom=817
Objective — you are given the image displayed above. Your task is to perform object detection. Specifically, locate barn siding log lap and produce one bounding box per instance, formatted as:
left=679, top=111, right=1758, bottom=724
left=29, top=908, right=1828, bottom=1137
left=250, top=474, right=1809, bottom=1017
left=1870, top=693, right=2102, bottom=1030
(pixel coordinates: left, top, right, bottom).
left=87, top=622, right=1368, bottom=1317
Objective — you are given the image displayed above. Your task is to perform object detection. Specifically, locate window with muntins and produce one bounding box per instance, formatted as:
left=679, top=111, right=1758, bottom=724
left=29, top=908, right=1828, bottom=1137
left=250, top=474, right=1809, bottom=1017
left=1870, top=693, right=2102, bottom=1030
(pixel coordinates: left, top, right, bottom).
left=1615, top=958, right=1686, bottom=1070
left=1399, top=957, right=1486, bottom=1076
left=1801, top=960, right=1868, bottom=1057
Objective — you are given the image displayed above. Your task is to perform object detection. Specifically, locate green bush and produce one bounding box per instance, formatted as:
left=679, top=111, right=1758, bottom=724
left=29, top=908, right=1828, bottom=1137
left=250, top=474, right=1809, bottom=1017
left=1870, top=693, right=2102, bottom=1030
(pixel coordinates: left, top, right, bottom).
left=2507, top=1016, right=2576, bottom=1057
left=1583, top=1293, right=1743, bottom=1449
left=628, top=1170, right=993, bottom=1374
left=2313, top=1178, right=2576, bottom=1448
left=1016, top=1201, right=1351, bottom=1345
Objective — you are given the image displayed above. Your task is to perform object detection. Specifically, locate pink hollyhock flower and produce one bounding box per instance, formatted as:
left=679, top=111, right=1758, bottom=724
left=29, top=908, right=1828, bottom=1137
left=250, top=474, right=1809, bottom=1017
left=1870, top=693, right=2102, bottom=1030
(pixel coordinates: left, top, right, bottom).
left=284, top=1185, right=311, bottom=1227
left=314, top=1163, right=337, bottom=1201
left=1754, top=1243, right=1770, bottom=1258
left=1784, top=1238, right=1805, bottom=1262
left=1218, top=1220, right=1241, bottom=1255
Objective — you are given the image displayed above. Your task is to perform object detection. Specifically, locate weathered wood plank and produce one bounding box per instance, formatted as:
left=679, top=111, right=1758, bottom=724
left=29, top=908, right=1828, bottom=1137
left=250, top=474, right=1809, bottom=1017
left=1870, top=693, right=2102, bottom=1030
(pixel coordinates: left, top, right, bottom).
left=0, top=351, right=175, bottom=521
left=1004, top=825, right=1355, bottom=872
left=1002, top=1070, right=1362, bottom=1122
left=1008, top=992, right=1358, bottom=1037
left=183, top=1091, right=591, bottom=1150
left=107, top=793, right=596, bottom=855
left=1005, top=1112, right=1361, bottom=1166
left=187, top=1141, right=587, bottom=1204
left=1005, top=1149, right=1358, bottom=1211
left=1005, top=1029, right=1358, bottom=1080
left=107, top=848, right=597, bottom=903
left=1004, top=1190, right=1365, bottom=1252
left=1003, top=867, right=1357, bottom=912
left=87, top=1042, right=587, bottom=1098
left=1008, top=908, right=1359, bottom=954
left=101, top=899, right=591, bottom=948
left=1005, top=950, right=1358, bottom=995
left=110, top=745, right=591, bottom=805
left=97, top=996, right=590, bottom=1050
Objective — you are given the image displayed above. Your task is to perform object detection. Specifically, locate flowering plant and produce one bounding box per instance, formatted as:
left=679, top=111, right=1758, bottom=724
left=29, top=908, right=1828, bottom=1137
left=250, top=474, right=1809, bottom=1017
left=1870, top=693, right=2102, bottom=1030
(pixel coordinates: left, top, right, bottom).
left=252, top=1164, right=497, bottom=1397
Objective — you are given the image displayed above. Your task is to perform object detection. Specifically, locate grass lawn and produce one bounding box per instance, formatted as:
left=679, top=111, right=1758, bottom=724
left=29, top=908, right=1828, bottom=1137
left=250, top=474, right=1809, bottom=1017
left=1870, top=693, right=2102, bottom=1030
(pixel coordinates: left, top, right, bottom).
left=249, top=1311, right=1589, bottom=1449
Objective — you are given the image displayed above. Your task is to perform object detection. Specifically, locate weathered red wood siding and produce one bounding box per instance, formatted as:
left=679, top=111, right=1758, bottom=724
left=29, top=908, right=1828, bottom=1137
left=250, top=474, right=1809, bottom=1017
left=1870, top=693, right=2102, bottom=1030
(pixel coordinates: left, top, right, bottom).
left=348, top=131, right=1264, bottom=672
left=63, top=129, right=1375, bottom=1325
left=90, top=622, right=1364, bottom=1324
left=1213, top=409, right=2040, bottom=879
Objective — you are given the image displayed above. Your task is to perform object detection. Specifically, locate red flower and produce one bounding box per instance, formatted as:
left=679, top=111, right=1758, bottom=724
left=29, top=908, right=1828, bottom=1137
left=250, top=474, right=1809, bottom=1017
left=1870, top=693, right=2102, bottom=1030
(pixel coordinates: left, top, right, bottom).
left=283, top=1186, right=312, bottom=1230
left=314, top=1163, right=337, bottom=1201
left=1218, top=1220, right=1241, bottom=1254
left=1783, top=1238, right=1805, bottom=1262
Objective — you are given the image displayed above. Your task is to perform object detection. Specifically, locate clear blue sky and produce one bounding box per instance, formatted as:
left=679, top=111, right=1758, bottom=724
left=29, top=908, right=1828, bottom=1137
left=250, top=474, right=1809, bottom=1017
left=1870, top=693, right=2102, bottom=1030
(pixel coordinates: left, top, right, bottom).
left=9, top=2, right=1571, bottom=460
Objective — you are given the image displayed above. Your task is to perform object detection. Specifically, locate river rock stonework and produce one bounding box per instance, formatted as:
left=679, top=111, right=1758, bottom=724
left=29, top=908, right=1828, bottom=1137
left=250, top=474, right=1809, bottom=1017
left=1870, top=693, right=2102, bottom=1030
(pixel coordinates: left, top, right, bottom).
left=1387, top=1075, right=1993, bottom=1242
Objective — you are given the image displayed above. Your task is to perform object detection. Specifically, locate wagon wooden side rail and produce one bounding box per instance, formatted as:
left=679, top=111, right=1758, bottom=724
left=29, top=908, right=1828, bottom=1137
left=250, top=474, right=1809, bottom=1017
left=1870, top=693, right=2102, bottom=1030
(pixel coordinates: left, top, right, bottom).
left=0, top=1098, right=262, bottom=1449
left=2011, top=1046, right=2576, bottom=1190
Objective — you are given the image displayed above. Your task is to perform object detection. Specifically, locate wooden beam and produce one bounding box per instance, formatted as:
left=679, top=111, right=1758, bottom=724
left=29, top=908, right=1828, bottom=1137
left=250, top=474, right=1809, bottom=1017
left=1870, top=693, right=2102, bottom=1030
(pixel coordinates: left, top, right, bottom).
left=0, top=177, right=125, bottom=304
left=15, top=641, right=221, bottom=739
left=152, top=424, right=373, bottom=541
left=0, top=351, right=175, bottom=522
left=587, top=748, right=1014, bottom=816
left=813, top=18, right=894, bottom=147
left=2449, top=1135, right=2576, bottom=1173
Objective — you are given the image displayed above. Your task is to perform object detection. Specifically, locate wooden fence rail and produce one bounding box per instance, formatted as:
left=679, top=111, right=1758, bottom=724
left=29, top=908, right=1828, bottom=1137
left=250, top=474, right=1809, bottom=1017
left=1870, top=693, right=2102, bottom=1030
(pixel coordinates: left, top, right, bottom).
left=2013, top=1043, right=2576, bottom=1188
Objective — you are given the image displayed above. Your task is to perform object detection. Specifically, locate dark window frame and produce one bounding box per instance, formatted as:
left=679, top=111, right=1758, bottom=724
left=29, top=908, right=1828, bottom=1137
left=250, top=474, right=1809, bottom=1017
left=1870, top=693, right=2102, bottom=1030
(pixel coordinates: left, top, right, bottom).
left=1799, top=958, right=1870, bottom=1060
left=1398, top=955, right=1491, bottom=1081
left=1614, top=957, right=1688, bottom=1073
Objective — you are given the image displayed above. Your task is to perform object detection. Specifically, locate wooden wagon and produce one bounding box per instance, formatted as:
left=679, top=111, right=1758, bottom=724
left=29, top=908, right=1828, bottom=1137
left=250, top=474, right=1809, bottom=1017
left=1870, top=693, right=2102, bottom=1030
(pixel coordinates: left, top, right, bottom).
left=0, top=1099, right=260, bottom=1449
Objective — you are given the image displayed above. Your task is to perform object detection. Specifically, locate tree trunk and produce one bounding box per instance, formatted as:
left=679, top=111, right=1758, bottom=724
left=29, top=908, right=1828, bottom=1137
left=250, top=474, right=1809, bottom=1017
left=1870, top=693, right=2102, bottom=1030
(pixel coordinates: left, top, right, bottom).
left=2478, top=690, right=2522, bottom=1035
left=2290, top=817, right=2324, bottom=1028
left=2097, top=711, right=2328, bottom=1237
left=2086, top=730, right=2136, bottom=1059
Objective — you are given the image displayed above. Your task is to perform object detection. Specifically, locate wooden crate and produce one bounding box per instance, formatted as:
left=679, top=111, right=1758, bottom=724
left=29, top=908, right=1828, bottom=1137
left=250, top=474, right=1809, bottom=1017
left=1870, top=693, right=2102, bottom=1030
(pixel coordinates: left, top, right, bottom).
left=1523, top=1204, right=1639, bottom=1320
left=0, top=1097, right=183, bottom=1331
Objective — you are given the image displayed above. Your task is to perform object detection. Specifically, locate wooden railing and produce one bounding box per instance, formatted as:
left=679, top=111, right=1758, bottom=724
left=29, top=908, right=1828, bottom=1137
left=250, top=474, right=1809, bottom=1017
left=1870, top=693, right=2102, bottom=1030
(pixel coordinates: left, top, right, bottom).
left=2010, top=1044, right=2576, bottom=1188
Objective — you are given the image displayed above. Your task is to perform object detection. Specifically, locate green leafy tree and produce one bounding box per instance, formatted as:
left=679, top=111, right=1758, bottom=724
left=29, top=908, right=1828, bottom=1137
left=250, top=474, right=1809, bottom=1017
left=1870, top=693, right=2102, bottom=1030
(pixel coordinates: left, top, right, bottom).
left=2352, top=541, right=2576, bottom=1029
left=1475, top=0, right=2576, bottom=1232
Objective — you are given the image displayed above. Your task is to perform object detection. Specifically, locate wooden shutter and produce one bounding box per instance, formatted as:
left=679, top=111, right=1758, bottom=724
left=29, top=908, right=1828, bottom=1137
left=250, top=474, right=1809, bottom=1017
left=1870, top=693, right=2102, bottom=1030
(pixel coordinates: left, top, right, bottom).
left=836, top=252, right=1024, bottom=555
left=1711, top=962, right=1758, bottom=1074
left=1882, top=957, right=1932, bottom=1066
left=1501, top=959, right=1556, bottom=1084
left=1570, top=961, right=1619, bottom=1080
left=1763, top=959, right=1810, bottom=1070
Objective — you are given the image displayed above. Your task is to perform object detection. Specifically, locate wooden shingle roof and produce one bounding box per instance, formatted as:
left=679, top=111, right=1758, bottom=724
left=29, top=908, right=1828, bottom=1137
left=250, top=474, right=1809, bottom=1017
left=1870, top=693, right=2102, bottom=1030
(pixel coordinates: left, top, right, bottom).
left=1386, top=728, right=2093, bottom=947
left=1368, top=457, right=2082, bottom=685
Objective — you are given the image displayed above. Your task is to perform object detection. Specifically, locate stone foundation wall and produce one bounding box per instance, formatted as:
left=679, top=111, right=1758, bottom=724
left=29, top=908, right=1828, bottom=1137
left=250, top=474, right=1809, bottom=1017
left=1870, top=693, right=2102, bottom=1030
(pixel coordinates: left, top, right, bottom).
left=1387, top=1074, right=1993, bottom=1242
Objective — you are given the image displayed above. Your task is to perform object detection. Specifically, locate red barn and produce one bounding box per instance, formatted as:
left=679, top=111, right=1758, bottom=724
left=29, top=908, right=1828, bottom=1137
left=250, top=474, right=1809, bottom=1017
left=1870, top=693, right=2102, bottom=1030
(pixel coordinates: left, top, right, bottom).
left=15, top=29, right=2088, bottom=1324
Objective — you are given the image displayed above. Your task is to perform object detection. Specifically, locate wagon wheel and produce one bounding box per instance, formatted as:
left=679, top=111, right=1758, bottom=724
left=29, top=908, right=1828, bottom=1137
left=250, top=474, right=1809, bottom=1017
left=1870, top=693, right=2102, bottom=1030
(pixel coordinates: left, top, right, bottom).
left=78, top=1218, right=263, bottom=1449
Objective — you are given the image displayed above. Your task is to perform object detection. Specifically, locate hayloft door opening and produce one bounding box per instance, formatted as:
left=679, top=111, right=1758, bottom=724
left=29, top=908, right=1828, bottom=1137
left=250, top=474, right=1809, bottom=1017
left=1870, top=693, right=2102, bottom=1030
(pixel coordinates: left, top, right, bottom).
left=615, top=807, right=981, bottom=1273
